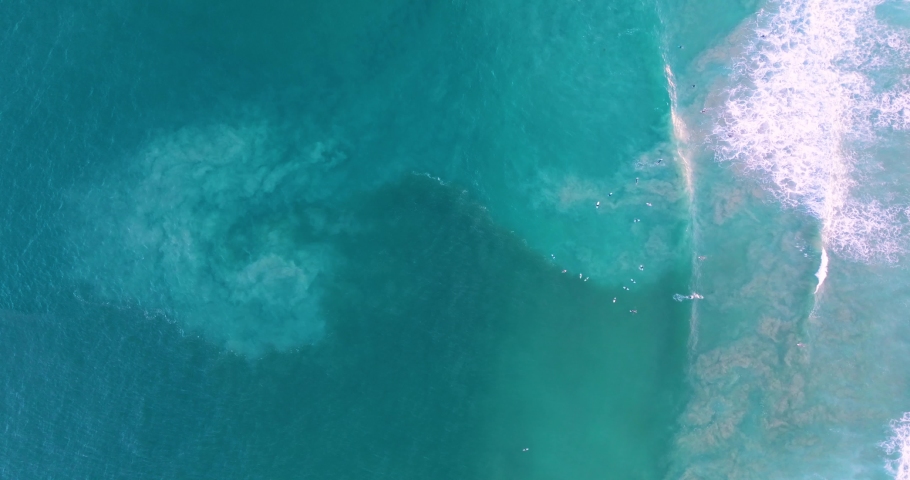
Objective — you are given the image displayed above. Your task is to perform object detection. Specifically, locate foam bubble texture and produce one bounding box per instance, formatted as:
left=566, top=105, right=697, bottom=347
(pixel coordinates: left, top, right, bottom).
left=884, top=412, right=910, bottom=480
left=713, top=0, right=910, bottom=262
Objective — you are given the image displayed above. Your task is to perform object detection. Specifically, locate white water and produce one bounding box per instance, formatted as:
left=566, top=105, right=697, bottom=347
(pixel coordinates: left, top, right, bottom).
left=713, top=0, right=910, bottom=263
left=815, top=247, right=828, bottom=293
left=666, top=0, right=910, bottom=477
left=710, top=0, right=910, bottom=476
left=885, top=413, right=910, bottom=480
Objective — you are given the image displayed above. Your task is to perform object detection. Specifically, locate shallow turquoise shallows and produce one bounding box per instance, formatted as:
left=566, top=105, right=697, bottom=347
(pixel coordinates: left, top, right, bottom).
left=4, top=0, right=910, bottom=478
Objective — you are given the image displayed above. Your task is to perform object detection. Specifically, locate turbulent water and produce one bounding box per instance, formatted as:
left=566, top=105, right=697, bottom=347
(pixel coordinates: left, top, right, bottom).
left=2, top=0, right=910, bottom=478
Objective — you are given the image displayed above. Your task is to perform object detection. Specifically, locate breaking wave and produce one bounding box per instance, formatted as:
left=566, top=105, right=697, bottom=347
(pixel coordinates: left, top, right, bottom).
left=713, top=0, right=910, bottom=262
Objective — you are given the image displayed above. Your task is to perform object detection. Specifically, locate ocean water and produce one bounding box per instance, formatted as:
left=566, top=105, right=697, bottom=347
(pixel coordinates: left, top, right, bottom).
left=1, top=0, right=909, bottom=478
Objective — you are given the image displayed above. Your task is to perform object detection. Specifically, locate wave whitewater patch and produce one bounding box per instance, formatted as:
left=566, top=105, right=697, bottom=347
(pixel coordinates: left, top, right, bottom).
left=885, top=412, right=910, bottom=480
left=712, top=0, right=910, bottom=263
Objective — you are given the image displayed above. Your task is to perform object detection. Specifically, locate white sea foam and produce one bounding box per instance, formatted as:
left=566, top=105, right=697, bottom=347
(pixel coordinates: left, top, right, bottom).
left=713, top=0, right=910, bottom=263
left=665, top=63, right=695, bottom=196
left=815, top=247, right=828, bottom=293
left=669, top=2, right=910, bottom=476
left=883, top=412, right=910, bottom=479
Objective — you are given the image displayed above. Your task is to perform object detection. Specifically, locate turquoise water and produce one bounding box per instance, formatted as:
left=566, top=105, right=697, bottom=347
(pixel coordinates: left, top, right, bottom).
left=2, top=0, right=910, bottom=478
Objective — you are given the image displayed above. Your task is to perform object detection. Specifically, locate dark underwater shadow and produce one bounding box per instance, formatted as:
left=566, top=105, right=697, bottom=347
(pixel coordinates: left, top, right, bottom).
left=253, top=173, right=691, bottom=479
left=2, top=174, right=689, bottom=480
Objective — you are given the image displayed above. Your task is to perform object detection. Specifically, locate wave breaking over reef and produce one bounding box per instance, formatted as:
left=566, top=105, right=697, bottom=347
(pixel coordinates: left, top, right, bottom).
left=712, top=0, right=910, bottom=263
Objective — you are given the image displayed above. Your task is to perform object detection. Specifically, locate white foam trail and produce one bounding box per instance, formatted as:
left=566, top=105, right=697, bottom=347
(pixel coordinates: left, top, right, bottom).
left=714, top=0, right=910, bottom=263
left=883, top=412, right=910, bottom=480
left=815, top=247, right=828, bottom=293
